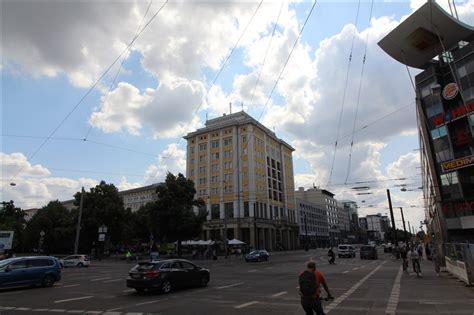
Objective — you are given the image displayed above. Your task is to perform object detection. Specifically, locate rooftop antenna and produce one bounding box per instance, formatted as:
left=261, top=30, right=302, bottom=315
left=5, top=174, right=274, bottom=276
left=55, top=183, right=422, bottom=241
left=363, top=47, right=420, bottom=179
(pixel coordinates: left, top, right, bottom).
left=206, top=111, right=208, bottom=122
left=241, top=101, right=244, bottom=112
left=229, top=102, right=232, bottom=114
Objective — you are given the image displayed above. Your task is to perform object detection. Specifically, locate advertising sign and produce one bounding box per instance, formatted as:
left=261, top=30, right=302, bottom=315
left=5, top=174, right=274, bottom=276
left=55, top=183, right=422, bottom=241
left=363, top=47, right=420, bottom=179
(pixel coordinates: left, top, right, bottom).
left=441, top=155, right=474, bottom=173
left=442, top=83, right=459, bottom=100
left=430, top=100, right=474, bottom=127
left=0, top=231, right=14, bottom=251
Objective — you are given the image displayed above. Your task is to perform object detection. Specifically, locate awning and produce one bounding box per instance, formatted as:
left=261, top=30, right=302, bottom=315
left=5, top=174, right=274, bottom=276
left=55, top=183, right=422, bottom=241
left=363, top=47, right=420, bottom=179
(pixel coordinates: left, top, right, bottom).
left=378, top=1, right=474, bottom=69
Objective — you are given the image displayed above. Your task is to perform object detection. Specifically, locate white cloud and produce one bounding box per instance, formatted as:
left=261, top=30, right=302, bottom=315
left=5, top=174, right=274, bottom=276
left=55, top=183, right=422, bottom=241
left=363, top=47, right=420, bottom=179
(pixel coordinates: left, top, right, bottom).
left=1, top=152, right=51, bottom=178
left=143, top=143, right=187, bottom=184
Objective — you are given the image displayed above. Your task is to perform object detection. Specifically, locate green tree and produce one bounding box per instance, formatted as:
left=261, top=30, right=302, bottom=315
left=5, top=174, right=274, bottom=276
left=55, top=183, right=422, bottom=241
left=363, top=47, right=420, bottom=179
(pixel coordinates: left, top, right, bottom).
left=0, top=200, right=26, bottom=251
left=150, top=173, right=205, bottom=255
left=73, top=181, right=126, bottom=252
left=24, top=200, right=75, bottom=254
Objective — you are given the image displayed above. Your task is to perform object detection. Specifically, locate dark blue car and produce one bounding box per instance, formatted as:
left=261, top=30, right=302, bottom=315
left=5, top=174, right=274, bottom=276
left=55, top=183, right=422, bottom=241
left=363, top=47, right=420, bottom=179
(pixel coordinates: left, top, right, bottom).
left=0, top=256, right=61, bottom=289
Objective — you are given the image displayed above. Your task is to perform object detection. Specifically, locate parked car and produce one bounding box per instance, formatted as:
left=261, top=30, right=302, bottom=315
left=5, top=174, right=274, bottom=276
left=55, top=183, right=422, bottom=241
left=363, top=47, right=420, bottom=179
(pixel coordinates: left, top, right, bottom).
left=59, top=255, right=90, bottom=268
left=338, top=245, right=356, bottom=258
left=126, top=259, right=210, bottom=293
left=383, top=243, right=393, bottom=253
left=360, top=245, right=378, bottom=259
left=245, top=250, right=269, bottom=262
left=0, top=256, right=61, bottom=289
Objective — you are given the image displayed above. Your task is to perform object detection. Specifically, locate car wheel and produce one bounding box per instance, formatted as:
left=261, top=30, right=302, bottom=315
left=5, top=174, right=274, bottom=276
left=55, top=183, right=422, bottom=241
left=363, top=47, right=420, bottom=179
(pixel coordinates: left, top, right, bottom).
left=200, top=276, right=209, bottom=287
left=161, top=280, right=172, bottom=294
left=42, top=275, right=55, bottom=287
left=77, top=262, right=84, bottom=268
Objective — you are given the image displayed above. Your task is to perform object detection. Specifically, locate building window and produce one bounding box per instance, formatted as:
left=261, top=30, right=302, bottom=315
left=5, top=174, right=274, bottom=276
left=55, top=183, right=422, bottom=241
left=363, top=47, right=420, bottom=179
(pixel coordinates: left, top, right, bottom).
left=244, top=202, right=249, bottom=217
left=199, top=177, right=207, bottom=184
left=199, top=155, right=207, bottom=162
left=211, top=164, right=220, bottom=172
left=191, top=158, right=195, bottom=164
left=211, top=152, right=220, bottom=160
left=211, top=140, right=219, bottom=148
left=211, top=187, right=220, bottom=195
left=199, top=166, right=207, bottom=174
left=190, top=169, right=194, bottom=177
left=242, top=135, right=247, bottom=143
left=211, top=175, right=220, bottom=183
left=190, top=146, right=195, bottom=154
left=224, top=162, right=232, bottom=169
left=225, top=202, right=234, bottom=218
left=224, top=185, right=233, bottom=193
left=199, top=143, right=207, bottom=151
left=224, top=173, right=233, bottom=182
left=224, top=150, right=232, bottom=158
left=211, top=204, right=220, bottom=219
left=224, top=137, right=232, bottom=146
left=199, top=189, right=207, bottom=196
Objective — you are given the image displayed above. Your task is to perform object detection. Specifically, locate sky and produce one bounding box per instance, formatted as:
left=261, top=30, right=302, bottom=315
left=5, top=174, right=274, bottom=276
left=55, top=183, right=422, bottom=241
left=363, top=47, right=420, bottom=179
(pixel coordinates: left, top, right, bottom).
left=1, top=0, right=474, bottom=232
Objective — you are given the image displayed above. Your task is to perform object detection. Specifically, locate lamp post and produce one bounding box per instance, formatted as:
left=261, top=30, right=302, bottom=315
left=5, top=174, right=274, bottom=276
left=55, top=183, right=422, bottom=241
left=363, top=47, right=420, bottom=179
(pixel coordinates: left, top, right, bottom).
left=74, top=187, right=85, bottom=255
left=98, top=225, right=108, bottom=261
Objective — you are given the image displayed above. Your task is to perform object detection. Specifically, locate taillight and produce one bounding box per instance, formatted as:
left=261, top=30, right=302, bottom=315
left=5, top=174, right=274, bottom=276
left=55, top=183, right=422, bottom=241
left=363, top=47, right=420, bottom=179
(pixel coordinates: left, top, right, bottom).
left=143, top=270, right=160, bottom=277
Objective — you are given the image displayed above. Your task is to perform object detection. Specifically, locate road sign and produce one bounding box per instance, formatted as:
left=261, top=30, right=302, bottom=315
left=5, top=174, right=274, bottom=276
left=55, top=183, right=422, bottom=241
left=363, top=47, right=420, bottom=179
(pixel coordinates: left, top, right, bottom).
left=0, top=231, right=14, bottom=250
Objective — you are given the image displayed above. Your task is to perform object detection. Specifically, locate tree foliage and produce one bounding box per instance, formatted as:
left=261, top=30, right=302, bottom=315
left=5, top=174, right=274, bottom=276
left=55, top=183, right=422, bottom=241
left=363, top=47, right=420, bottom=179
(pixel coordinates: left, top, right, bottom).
left=24, top=200, right=75, bottom=253
left=0, top=200, right=26, bottom=250
left=73, top=181, right=126, bottom=252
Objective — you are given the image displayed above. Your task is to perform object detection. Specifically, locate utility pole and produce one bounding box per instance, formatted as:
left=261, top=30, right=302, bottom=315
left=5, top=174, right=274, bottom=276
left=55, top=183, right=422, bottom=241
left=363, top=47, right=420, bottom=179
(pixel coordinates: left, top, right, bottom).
left=386, top=189, right=398, bottom=247
left=400, top=207, right=409, bottom=247
left=74, top=187, right=84, bottom=254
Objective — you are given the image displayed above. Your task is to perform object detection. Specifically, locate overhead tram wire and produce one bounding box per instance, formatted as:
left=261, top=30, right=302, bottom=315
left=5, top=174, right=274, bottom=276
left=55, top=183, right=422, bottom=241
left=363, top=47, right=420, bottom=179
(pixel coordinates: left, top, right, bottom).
left=345, top=0, right=374, bottom=185
left=326, top=0, right=361, bottom=187
left=84, top=0, right=154, bottom=141
left=165, top=0, right=264, bottom=157
left=2, top=0, right=169, bottom=190
left=257, top=0, right=318, bottom=122
left=248, top=1, right=284, bottom=108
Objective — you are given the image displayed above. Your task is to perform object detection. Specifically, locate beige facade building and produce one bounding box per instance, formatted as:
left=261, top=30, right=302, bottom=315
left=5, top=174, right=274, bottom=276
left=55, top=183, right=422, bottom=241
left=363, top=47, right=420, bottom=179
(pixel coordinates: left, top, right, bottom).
left=184, top=111, right=299, bottom=250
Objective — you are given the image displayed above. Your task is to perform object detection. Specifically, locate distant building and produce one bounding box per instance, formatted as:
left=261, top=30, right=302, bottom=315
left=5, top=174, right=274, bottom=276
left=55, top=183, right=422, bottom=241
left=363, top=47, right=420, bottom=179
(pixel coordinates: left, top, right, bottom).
left=337, top=204, right=350, bottom=242
left=23, top=208, right=39, bottom=222
left=362, top=213, right=391, bottom=242
left=296, top=198, right=329, bottom=247
left=184, top=111, right=299, bottom=251
left=339, top=200, right=359, bottom=230
left=295, top=187, right=340, bottom=246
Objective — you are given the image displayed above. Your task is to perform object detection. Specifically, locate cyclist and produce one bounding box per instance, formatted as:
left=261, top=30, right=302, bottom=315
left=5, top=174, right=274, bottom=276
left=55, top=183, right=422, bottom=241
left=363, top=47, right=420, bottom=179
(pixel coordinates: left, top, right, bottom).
left=408, top=246, right=421, bottom=276
left=299, top=261, right=334, bottom=315
left=400, top=246, right=408, bottom=273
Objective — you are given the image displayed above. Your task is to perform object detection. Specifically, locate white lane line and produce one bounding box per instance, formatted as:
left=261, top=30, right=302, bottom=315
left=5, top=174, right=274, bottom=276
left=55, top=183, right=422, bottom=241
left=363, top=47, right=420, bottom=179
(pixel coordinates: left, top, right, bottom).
left=33, top=309, right=49, bottom=312
left=49, top=310, right=67, bottom=313
left=16, top=308, right=31, bottom=311
left=0, top=290, right=24, bottom=296
left=234, top=301, right=259, bottom=309
left=54, top=296, right=94, bottom=303
left=271, top=291, right=288, bottom=297
left=103, top=312, right=121, bottom=315
left=248, top=269, right=257, bottom=273
left=385, top=265, right=403, bottom=314
left=342, top=271, right=349, bottom=274
left=55, top=284, right=80, bottom=288
left=326, top=261, right=386, bottom=313
left=90, top=277, right=111, bottom=282
left=67, top=311, right=85, bottom=314
left=216, top=282, right=244, bottom=289
left=103, top=279, right=123, bottom=283
left=85, top=312, right=102, bottom=314
left=135, top=299, right=165, bottom=306
left=122, top=289, right=135, bottom=293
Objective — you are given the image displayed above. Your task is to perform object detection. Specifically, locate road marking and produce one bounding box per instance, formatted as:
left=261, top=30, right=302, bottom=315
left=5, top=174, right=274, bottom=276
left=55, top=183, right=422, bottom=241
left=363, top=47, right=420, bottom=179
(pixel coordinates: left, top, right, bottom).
left=248, top=269, right=257, bottom=272
left=49, top=309, right=67, bottom=313
left=135, top=299, right=166, bottom=306
left=326, top=261, right=386, bottom=313
left=90, top=277, right=111, bottom=281
left=103, top=279, right=123, bottom=283
left=122, top=289, right=135, bottom=293
left=103, top=312, right=121, bottom=315
left=55, top=284, right=80, bottom=288
left=352, top=267, right=359, bottom=270
left=216, top=282, right=244, bottom=289
left=33, top=309, right=49, bottom=312
left=85, top=312, right=102, bottom=314
left=385, top=265, right=403, bottom=314
left=271, top=291, right=288, bottom=297
left=0, top=290, right=24, bottom=296
left=54, top=296, right=94, bottom=303
left=16, top=308, right=31, bottom=311
left=234, top=301, right=259, bottom=309
left=342, top=271, right=349, bottom=274
left=67, top=311, right=85, bottom=314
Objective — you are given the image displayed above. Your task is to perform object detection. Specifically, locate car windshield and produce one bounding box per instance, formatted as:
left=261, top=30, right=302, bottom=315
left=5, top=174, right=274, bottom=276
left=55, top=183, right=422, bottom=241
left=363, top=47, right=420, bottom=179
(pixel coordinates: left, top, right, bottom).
left=249, top=251, right=259, bottom=255
left=0, top=258, right=15, bottom=268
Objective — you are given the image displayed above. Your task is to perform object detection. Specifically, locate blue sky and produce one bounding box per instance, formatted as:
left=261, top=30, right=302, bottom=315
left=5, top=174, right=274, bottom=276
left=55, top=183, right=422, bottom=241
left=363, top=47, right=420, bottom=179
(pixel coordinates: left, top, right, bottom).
left=2, top=0, right=473, bottom=229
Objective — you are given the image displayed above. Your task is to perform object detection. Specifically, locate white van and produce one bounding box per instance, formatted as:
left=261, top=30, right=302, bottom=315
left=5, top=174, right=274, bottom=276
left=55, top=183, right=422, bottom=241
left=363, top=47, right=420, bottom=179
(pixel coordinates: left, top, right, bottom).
left=338, top=245, right=356, bottom=258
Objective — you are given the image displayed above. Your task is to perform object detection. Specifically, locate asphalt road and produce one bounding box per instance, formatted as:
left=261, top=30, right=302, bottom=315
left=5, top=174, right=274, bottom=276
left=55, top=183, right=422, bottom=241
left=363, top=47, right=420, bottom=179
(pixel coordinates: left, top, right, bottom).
left=1, top=249, right=474, bottom=314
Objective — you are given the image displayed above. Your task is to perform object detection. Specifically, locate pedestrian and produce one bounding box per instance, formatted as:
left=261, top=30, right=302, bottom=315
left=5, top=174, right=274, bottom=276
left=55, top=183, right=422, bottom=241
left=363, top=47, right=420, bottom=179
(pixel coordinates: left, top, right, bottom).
left=408, top=246, right=421, bottom=275
left=432, top=247, right=441, bottom=276
left=417, top=244, right=423, bottom=260
left=400, top=246, right=408, bottom=273
left=327, top=248, right=335, bottom=265
left=425, top=245, right=431, bottom=260
left=299, top=261, right=334, bottom=315
left=236, top=247, right=241, bottom=259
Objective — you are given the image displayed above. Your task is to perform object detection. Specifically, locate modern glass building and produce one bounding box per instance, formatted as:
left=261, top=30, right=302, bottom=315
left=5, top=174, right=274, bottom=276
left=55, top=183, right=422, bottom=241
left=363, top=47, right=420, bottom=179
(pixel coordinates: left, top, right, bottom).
left=379, top=2, right=474, bottom=255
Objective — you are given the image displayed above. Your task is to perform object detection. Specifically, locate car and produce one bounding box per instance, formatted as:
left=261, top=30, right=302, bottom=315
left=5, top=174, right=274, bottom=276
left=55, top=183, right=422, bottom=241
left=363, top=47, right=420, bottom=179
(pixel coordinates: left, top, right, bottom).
left=126, top=259, right=210, bottom=293
left=383, top=243, right=393, bottom=253
left=0, top=256, right=61, bottom=289
left=245, top=250, right=269, bottom=262
left=337, top=245, right=356, bottom=258
left=360, top=245, right=378, bottom=259
left=59, top=255, right=90, bottom=268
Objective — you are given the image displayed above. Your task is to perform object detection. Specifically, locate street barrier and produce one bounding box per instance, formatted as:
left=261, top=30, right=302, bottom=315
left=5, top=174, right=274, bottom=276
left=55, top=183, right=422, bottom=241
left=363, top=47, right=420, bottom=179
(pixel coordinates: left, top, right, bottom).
left=444, top=243, right=473, bottom=285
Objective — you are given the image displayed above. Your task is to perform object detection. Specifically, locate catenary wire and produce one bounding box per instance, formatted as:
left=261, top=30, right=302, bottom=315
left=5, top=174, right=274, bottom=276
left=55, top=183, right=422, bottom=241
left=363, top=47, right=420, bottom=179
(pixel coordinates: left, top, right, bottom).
left=2, top=0, right=169, bottom=190
left=257, top=0, right=319, bottom=122
left=248, top=1, right=284, bottom=109
left=327, top=0, right=361, bottom=186
left=345, top=0, right=374, bottom=185
left=84, top=0, right=154, bottom=141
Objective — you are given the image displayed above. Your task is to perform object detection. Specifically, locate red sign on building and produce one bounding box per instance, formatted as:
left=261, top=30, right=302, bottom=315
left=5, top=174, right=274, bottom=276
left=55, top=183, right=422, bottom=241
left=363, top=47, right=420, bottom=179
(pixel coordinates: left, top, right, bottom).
left=430, top=100, right=474, bottom=127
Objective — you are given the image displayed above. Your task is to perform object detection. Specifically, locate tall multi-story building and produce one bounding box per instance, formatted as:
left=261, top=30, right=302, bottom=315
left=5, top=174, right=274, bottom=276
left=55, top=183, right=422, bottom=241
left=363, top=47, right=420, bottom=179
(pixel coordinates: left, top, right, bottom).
left=184, top=111, right=299, bottom=251
left=337, top=204, right=350, bottom=242
left=296, top=198, right=329, bottom=247
left=379, top=2, right=474, bottom=255
left=295, top=187, right=340, bottom=246
left=340, top=200, right=359, bottom=230
left=362, top=213, right=391, bottom=242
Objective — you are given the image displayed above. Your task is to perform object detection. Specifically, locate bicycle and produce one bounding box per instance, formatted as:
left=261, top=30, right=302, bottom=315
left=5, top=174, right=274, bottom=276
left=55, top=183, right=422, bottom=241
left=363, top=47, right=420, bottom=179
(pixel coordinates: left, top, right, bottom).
left=412, top=259, right=421, bottom=278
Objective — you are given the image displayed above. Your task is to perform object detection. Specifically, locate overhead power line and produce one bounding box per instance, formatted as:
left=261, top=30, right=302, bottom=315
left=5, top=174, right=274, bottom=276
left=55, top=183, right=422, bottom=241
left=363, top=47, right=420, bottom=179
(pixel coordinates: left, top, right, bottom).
left=2, top=0, right=169, bottom=190
left=257, top=0, right=319, bottom=122
left=327, top=0, right=361, bottom=187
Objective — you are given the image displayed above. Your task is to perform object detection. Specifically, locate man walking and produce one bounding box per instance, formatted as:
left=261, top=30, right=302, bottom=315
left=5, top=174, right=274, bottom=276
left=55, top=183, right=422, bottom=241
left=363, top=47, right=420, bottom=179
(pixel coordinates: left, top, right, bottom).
left=327, top=248, right=335, bottom=264
left=299, top=261, right=334, bottom=315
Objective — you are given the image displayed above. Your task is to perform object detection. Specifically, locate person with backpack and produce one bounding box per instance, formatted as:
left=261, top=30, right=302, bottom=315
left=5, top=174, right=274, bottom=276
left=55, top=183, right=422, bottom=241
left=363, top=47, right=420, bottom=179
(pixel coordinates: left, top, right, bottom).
left=299, top=261, right=334, bottom=315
